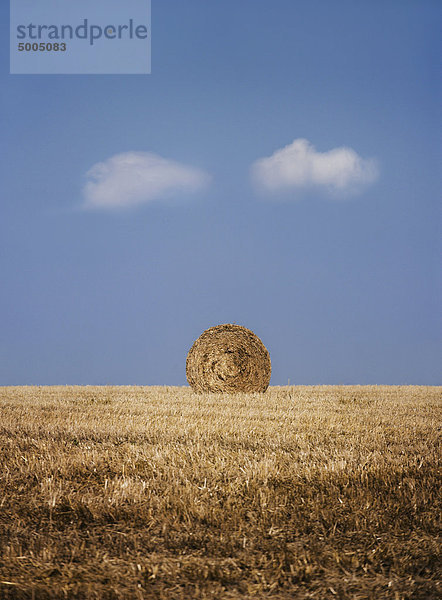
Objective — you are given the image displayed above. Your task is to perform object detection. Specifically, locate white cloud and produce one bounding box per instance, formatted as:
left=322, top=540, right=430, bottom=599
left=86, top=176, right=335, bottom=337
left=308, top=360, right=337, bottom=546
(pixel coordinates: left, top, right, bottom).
left=83, top=151, right=211, bottom=209
left=250, top=138, right=378, bottom=196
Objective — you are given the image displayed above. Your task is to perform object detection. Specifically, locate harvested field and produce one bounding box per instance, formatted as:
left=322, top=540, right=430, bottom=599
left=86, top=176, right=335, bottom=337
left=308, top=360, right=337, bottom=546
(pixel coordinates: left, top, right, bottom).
left=0, top=385, right=440, bottom=599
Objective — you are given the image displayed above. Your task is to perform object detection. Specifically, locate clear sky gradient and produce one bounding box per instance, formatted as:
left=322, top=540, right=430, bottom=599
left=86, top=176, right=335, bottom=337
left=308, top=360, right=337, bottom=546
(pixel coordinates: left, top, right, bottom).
left=1, top=0, right=440, bottom=385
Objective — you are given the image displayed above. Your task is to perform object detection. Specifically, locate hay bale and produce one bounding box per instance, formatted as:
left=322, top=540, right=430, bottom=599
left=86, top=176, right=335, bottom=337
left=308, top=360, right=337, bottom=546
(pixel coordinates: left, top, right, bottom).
left=186, top=324, right=271, bottom=393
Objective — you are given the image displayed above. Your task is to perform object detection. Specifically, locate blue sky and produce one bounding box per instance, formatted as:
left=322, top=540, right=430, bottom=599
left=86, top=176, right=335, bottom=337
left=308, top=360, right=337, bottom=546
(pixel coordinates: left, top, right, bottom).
left=1, top=0, right=440, bottom=385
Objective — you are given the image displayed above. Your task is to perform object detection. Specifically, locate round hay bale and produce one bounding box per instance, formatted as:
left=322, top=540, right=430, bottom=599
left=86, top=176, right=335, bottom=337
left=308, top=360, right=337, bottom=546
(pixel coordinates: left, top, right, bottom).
left=186, top=324, right=271, bottom=393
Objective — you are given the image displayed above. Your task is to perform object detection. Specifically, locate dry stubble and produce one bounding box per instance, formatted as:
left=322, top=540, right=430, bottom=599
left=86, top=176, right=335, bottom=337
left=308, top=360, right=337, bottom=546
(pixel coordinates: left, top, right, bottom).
left=0, top=385, right=440, bottom=599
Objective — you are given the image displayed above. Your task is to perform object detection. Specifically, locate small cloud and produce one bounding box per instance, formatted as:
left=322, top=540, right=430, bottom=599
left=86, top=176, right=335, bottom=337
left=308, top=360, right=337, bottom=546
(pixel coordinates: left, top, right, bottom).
left=250, top=138, right=379, bottom=197
left=83, top=151, right=211, bottom=210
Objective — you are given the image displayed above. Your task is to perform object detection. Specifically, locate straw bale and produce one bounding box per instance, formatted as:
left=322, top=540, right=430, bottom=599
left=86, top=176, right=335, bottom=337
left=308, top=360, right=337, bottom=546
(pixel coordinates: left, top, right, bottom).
left=186, top=324, right=271, bottom=393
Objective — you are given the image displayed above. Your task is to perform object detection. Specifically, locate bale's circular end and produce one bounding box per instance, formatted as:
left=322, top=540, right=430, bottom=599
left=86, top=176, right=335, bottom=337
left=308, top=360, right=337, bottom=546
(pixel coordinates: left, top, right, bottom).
left=186, top=324, right=271, bottom=393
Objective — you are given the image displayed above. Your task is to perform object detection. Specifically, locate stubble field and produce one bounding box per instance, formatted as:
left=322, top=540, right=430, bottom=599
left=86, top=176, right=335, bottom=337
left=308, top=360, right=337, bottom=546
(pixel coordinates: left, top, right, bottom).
left=0, top=385, right=440, bottom=599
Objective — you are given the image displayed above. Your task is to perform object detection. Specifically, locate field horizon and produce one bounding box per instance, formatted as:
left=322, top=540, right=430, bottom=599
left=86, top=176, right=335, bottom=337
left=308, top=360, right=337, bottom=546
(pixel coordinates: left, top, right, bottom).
left=0, top=385, right=440, bottom=599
